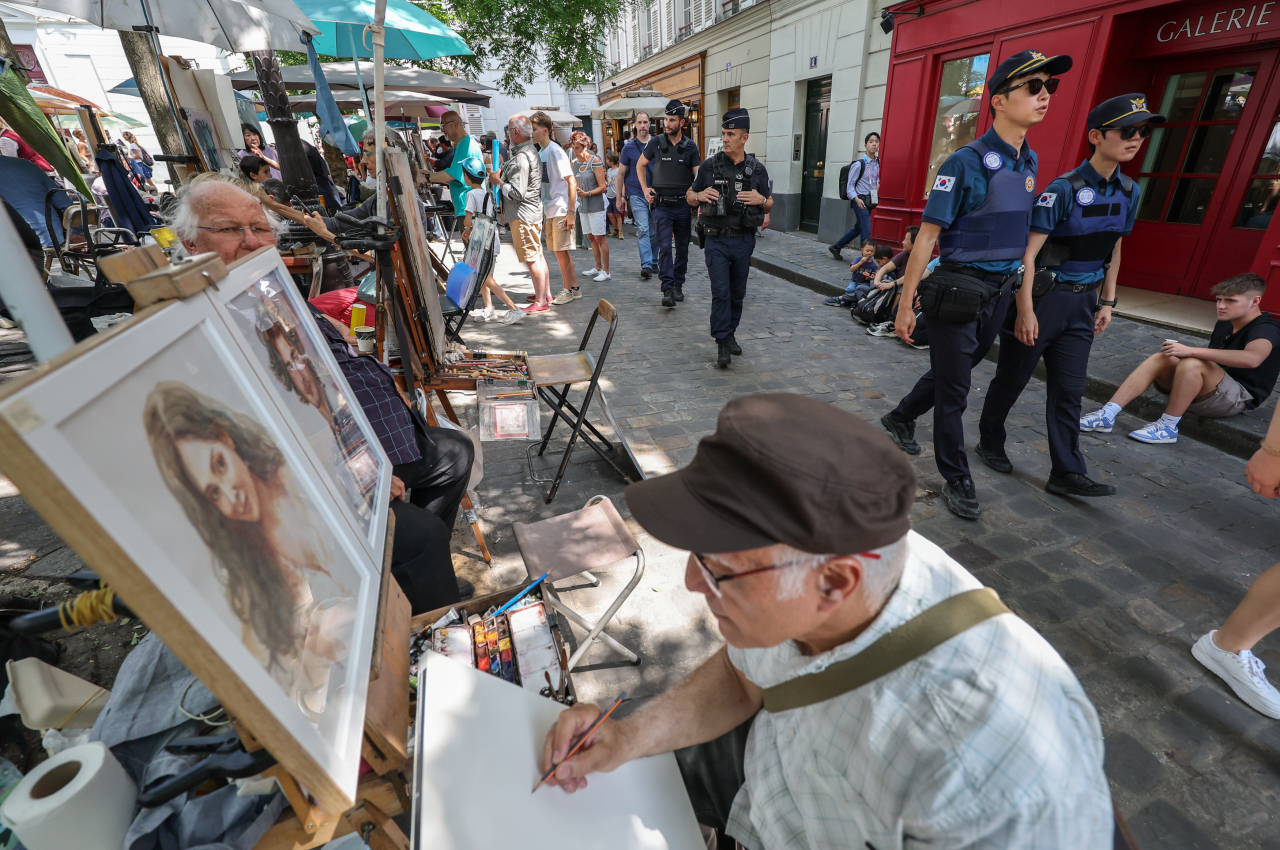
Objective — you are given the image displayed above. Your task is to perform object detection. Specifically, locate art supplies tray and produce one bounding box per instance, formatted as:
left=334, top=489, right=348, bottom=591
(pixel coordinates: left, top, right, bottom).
left=426, top=349, right=530, bottom=391
left=411, top=583, right=576, bottom=703
left=476, top=378, right=540, bottom=441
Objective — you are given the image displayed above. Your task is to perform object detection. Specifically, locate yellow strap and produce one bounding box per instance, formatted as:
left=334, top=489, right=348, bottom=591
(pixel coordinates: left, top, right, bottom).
left=762, top=588, right=1012, bottom=713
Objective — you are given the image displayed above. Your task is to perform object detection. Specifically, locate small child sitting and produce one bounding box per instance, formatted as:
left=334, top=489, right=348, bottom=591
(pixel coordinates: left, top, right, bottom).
left=826, top=242, right=893, bottom=307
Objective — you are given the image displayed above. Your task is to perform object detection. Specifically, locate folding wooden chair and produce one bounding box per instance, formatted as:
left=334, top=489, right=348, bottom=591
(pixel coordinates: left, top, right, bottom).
left=512, top=495, right=643, bottom=670
left=527, top=299, right=634, bottom=503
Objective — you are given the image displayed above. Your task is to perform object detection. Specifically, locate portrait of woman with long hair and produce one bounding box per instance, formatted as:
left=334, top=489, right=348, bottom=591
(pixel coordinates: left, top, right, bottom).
left=144, top=381, right=353, bottom=719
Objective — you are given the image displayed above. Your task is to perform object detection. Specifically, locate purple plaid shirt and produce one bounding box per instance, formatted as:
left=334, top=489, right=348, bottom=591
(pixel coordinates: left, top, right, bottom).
left=309, top=306, right=421, bottom=465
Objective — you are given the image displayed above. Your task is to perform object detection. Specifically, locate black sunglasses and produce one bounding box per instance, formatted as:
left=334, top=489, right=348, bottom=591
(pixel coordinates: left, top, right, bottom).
left=1110, top=124, right=1155, bottom=140
left=1000, top=77, right=1060, bottom=97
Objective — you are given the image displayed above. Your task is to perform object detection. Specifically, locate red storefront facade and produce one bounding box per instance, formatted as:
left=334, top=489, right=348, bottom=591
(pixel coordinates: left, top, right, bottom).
left=873, top=0, right=1280, bottom=312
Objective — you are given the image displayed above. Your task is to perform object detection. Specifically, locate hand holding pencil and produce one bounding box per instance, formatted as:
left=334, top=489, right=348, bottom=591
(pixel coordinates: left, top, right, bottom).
left=538, top=693, right=632, bottom=794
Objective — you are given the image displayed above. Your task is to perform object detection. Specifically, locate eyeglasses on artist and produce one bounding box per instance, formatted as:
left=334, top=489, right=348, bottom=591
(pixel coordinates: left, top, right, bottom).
left=692, top=550, right=881, bottom=599
left=999, top=77, right=1061, bottom=97
left=198, top=225, right=274, bottom=238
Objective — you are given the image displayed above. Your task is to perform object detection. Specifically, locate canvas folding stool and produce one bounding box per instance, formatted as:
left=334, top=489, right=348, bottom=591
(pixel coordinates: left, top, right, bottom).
left=526, top=299, right=632, bottom=503
left=512, top=496, right=644, bottom=670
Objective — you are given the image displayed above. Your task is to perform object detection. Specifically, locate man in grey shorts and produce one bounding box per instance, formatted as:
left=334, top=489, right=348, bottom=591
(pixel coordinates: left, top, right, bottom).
left=1080, top=273, right=1280, bottom=444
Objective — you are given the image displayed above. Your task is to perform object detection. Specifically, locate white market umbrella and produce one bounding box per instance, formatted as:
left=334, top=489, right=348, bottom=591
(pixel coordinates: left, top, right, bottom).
left=513, top=108, right=582, bottom=127
left=11, top=0, right=320, bottom=52
left=591, top=91, right=668, bottom=121
left=288, top=89, right=448, bottom=118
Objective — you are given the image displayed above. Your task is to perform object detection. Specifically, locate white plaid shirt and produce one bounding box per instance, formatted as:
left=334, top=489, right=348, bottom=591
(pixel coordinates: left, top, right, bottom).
left=725, top=532, right=1112, bottom=850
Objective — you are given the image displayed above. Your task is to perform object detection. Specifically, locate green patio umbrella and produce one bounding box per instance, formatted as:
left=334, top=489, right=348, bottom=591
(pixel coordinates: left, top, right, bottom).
left=297, top=0, right=472, bottom=61
left=0, top=67, right=91, bottom=196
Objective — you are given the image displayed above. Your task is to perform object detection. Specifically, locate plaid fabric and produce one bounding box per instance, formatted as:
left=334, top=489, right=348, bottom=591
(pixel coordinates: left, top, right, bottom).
left=725, top=532, right=1112, bottom=850
left=309, top=306, right=421, bottom=465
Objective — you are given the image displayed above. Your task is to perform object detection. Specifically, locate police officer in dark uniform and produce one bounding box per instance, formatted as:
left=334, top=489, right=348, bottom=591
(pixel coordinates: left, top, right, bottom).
left=638, top=99, right=701, bottom=308
left=688, top=107, right=772, bottom=367
left=976, top=94, right=1162, bottom=497
left=882, top=49, right=1073, bottom=520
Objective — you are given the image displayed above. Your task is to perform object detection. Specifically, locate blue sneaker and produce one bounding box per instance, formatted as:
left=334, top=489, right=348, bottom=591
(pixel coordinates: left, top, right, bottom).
left=1079, top=409, right=1115, bottom=433
left=1128, top=420, right=1178, bottom=444
left=824, top=296, right=843, bottom=306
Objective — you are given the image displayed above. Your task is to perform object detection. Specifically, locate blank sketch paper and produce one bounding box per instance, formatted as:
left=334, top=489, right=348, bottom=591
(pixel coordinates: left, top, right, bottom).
left=413, top=651, right=704, bottom=850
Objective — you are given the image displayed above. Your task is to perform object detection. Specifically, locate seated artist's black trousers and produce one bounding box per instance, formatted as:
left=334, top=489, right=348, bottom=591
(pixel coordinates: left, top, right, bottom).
left=674, top=716, right=755, bottom=847
left=389, top=425, right=474, bottom=614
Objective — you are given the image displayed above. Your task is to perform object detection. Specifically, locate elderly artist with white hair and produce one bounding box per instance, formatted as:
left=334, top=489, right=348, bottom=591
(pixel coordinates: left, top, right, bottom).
left=540, top=393, right=1113, bottom=849
left=170, top=177, right=479, bottom=609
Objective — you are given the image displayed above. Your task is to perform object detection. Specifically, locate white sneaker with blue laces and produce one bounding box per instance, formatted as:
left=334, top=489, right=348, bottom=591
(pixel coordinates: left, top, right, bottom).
left=1129, top=419, right=1178, bottom=444
left=1079, top=409, right=1115, bottom=433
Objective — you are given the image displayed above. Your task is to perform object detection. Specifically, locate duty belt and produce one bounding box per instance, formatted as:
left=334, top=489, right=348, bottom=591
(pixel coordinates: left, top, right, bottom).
left=1054, top=281, right=1101, bottom=294
left=937, top=262, right=1017, bottom=286
left=655, top=195, right=686, bottom=205
left=703, top=226, right=752, bottom=238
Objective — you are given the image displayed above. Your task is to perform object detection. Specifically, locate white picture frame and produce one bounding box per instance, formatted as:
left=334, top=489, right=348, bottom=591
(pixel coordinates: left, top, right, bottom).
left=0, top=258, right=388, bottom=812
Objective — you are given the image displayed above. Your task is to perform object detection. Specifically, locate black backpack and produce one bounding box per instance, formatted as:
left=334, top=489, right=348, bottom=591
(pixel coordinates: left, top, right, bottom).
left=838, top=159, right=866, bottom=201
left=851, top=284, right=899, bottom=325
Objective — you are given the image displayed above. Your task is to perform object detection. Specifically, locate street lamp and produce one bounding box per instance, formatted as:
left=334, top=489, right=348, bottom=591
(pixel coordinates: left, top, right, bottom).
left=880, top=6, right=923, bottom=33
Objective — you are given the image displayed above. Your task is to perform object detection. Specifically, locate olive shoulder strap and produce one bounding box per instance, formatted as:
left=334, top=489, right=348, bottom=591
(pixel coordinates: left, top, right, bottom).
left=761, top=587, right=1013, bottom=713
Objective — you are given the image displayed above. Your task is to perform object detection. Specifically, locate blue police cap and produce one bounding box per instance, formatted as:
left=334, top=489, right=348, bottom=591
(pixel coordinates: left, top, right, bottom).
left=987, top=49, right=1073, bottom=99
left=1088, top=93, right=1167, bottom=130
left=665, top=99, right=688, bottom=117
left=722, top=107, right=750, bottom=130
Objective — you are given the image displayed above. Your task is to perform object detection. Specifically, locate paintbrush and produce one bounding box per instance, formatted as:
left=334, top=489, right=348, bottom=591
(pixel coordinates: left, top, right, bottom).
left=489, top=572, right=551, bottom=619
left=532, top=691, right=627, bottom=793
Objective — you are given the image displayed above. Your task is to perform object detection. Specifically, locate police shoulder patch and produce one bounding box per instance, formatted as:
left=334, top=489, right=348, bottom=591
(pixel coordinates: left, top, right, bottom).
left=982, top=151, right=1003, bottom=171
left=932, top=174, right=956, bottom=192
left=1036, top=192, right=1057, bottom=208
left=1025, top=175, right=1035, bottom=192
left=1076, top=186, right=1096, bottom=205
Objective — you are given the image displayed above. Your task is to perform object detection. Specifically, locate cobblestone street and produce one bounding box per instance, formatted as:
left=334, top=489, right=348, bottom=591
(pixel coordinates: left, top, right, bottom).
left=454, top=228, right=1280, bottom=849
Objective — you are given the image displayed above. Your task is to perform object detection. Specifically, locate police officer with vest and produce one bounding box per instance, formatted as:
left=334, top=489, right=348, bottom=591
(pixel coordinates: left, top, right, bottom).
left=688, top=107, right=772, bottom=367
left=638, top=100, right=701, bottom=308
left=976, top=94, right=1161, bottom=497
left=882, top=49, right=1072, bottom=520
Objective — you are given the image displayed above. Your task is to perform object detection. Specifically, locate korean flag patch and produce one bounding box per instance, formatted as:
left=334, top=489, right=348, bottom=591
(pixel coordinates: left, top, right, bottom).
left=932, top=174, right=956, bottom=192
left=1036, top=192, right=1057, bottom=208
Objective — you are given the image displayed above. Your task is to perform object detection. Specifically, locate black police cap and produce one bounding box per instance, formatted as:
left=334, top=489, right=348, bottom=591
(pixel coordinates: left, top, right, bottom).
left=664, top=99, right=688, bottom=117
left=1088, top=93, right=1167, bottom=130
left=722, top=107, right=750, bottom=130
left=987, top=49, right=1073, bottom=99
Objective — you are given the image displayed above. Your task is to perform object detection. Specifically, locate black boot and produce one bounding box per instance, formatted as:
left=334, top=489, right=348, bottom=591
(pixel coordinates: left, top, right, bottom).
left=828, top=245, right=843, bottom=260
left=662, top=290, right=676, bottom=308
left=716, top=341, right=732, bottom=367
left=727, top=335, right=742, bottom=355
left=880, top=412, right=921, bottom=455
left=976, top=442, right=1012, bottom=474
left=640, top=266, right=653, bottom=280
left=943, top=477, right=981, bottom=520
left=675, top=284, right=685, bottom=302
left=1046, top=473, right=1116, bottom=497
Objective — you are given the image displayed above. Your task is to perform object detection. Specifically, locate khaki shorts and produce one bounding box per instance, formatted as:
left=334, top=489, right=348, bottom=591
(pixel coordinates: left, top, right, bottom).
left=544, top=214, right=575, bottom=252
left=1187, top=371, right=1253, bottom=418
left=510, top=218, right=543, bottom=264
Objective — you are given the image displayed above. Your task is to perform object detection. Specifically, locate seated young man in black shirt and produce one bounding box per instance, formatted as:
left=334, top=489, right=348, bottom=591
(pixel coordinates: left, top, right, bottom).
left=1080, top=272, right=1280, bottom=444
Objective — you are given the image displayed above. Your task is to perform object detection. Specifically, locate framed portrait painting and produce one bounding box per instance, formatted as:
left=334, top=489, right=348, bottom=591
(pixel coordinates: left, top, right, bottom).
left=0, top=268, right=388, bottom=812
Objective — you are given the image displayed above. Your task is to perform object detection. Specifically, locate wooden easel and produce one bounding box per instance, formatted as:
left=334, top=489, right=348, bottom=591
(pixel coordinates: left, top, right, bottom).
left=253, top=520, right=413, bottom=850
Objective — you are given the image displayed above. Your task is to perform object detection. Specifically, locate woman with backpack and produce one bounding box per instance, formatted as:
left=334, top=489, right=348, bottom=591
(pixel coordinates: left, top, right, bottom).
left=121, top=131, right=158, bottom=194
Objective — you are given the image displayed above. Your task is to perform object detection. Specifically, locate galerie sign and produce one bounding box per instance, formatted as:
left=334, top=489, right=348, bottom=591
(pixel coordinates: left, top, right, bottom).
left=1142, top=1, right=1280, bottom=52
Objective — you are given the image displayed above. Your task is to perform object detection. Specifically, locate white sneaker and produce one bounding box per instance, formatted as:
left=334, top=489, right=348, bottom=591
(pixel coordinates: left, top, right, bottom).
left=1079, top=409, right=1115, bottom=433
left=594, top=271, right=611, bottom=282
left=551, top=288, right=578, bottom=305
left=1193, top=631, right=1280, bottom=718
left=867, top=322, right=896, bottom=337
left=471, top=307, right=495, bottom=323
left=499, top=309, right=524, bottom=324
left=1129, top=420, right=1179, bottom=444
left=581, top=267, right=601, bottom=277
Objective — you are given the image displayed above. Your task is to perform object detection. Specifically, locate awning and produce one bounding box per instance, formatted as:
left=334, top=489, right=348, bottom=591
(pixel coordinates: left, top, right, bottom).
left=590, top=91, right=668, bottom=121
left=513, top=108, right=581, bottom=127
left=288, top=89, right=451, bottom=119
left=226, top=61, right=492, bottom=106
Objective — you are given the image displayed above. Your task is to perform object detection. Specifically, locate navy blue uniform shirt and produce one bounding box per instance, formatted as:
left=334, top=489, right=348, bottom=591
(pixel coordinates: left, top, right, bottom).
left=1030, top=159, right=1142, bottom=287
left=922, top=127, right=1038, bottom=275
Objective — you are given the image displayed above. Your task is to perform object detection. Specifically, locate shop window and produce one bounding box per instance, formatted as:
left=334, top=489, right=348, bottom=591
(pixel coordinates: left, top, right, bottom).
left=1236, top=110, right=1280, bottom=229
left=924, top=53, right=989, bottom=199
left=1137, top=66, right=1256, bottom=226
left=727, top=88, right=741, bottom=110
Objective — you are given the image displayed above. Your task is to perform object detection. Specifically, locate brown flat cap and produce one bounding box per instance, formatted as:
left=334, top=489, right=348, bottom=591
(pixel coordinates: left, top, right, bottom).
left=625, top=394, right=915, bottom=554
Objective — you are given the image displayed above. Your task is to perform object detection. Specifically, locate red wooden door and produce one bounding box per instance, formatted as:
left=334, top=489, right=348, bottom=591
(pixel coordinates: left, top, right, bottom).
left=1124, top=49, right=1280, bottom=297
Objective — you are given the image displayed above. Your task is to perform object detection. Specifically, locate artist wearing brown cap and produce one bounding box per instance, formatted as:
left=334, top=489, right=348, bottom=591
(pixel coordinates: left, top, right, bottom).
left=540, top=393, right=1112, bottom=848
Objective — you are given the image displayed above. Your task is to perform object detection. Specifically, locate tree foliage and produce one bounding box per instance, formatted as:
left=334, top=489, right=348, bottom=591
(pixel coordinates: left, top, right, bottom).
left=247, top=0, right=627, bottom=96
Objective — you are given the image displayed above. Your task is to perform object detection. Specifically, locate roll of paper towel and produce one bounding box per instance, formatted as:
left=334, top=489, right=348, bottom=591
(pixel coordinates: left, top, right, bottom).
left=0, top=741, right=136, bottom=850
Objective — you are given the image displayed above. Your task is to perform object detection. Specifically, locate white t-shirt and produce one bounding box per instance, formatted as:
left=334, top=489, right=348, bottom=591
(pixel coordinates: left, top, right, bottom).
left=464, top=187, right=501, bottom=256
left=540, top=142, right=573, bottom=219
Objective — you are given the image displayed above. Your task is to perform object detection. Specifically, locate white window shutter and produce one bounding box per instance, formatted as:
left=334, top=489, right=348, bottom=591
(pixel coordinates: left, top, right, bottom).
left=462, top=104, right=485, bottom=136
left=663, top=0, right=673, bottom=47
left=699, top=0, right=713, bottom=30
left=631, top=10, right=639, bottom=61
